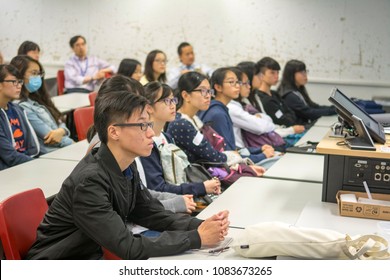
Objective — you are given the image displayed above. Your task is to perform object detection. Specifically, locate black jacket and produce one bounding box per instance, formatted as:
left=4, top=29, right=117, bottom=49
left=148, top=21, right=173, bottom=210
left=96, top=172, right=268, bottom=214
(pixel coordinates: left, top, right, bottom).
left=280, top=90, right=336, bottom=124
left=255, top=89, right=298, bottom=127
left=26, top=143, right=202, bottom=260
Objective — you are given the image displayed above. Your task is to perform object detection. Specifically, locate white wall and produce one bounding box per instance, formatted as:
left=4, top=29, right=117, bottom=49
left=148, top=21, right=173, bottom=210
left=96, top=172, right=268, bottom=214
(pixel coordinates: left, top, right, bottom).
left=1, top=0, right=389, bottom=104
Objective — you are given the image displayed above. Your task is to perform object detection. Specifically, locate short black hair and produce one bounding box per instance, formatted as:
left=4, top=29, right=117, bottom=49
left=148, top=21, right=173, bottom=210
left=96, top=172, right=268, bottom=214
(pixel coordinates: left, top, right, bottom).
left=255, top=57, right=281, bottom=74
left=0, top=64, right=22, bottom=82
left=17, top=41, right=40, bottom=55
left=69, top=35, right=86, bottom=48
left=94, top=90, right=149, bottom=144
left=177, top=42, right=191, bottom=56
left=117, top=59, right=141, bottom=78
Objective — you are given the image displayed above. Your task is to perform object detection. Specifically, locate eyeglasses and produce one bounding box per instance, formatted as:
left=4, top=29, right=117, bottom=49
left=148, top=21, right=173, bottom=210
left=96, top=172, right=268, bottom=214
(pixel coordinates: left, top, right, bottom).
left=223, top=80, right=241, bottom=87
left=192, top=88, right=215, bottom=97
left=2, top=79, right=24, bottom=87
left=113, top=122, right=154, bottom=131
left=154, top=59, right=168, bottom=64
left=28, top=71, right=45, bottom=77
left=158, top=97, right=178, bottom=106
left=239, top=81, right=251, bottom=87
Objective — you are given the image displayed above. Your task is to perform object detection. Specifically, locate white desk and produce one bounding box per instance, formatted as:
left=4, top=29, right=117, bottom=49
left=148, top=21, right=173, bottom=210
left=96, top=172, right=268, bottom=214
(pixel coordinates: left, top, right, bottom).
left=295, top=126, right=330, bottom=146
left=263, top=153, right=324, bottom=183
left=151, top=228, right=249, bottom=260
left=313, top=115, right=338, bottom=127
left=52, top=93, right=90, bottom=113
left=0, top=158, right=78, bottom=200
left=197, top=177, right=322, bottom=229
left=40, top=140, right=89, bottom=161
left=296, top=200, right=380, bottom=236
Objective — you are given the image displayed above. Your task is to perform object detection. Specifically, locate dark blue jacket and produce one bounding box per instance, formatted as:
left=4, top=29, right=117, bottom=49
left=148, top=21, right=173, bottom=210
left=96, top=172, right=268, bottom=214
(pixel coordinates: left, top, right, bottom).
left=167, top=113, right=227, bottom=163
left=0, top=102, right=40, bottom=170
left=140, top=132, right=206, bottom=196
left=198, top=100, right=266, bottom=164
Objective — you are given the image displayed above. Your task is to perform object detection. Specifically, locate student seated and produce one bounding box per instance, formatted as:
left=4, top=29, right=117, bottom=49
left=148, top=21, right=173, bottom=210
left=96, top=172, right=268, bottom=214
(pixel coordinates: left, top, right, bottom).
left=198, top=67, right=276, bottom=166
left=117, top=58, right=143, bottom=82
left=167, top=71, right=265, bottom=177
left=139, top=81, right=221, bottom=196
left=64, top=35, right=115, bottom=93
left=0, top=64, right=40, bottom=170
left=26, top=85, right=229, bottom=260
left=278, top=59, right=336, bottom=125
left=140, top=50, right=167, bottom=85
left=10, top=55, right=73, bottom=153
left=17, top=41, right=41, bottom=61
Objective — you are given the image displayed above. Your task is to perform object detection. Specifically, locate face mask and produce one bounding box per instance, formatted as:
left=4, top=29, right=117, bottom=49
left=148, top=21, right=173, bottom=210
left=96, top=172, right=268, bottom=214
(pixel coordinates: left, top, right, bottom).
left=25, top=76, right=42, bottom=93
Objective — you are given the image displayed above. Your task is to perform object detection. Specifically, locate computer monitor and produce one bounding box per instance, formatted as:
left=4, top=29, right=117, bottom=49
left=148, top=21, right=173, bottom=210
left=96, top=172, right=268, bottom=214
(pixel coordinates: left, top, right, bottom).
left=345, top=115, right=376, bottom=151
left=328, top=88, right=386, bottom=144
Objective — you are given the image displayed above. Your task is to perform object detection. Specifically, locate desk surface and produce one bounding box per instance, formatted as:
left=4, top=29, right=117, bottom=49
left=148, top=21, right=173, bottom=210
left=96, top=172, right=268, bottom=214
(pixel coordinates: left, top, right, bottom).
left=313, top=115, right=338, bottom=127
left=296, top=200, right=380, bottom=236
left=197, top=177, right=322, bottom=229
left=317, top=132, right=390, bottom=159
left=52, top=93, right=90, bottom=113
left=0, top=158, right=77, bottom=200
left=40, top=140, right=89, bottom=161
left=263, top=153, right=324, bottom=183
left=295, top=126, right=330, bottom=146
left=151, top=228, right=249, bottom=260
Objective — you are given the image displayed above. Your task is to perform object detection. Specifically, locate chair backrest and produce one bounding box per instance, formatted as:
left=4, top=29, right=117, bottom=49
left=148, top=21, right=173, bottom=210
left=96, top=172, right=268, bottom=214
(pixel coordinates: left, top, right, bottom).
left=74, top=106, right=94, bottom=141
left=57, top=70, right=65, bottom=95
left=88, top=91, right=97, bottom=106
left=0, top=188, right=48, bottom=260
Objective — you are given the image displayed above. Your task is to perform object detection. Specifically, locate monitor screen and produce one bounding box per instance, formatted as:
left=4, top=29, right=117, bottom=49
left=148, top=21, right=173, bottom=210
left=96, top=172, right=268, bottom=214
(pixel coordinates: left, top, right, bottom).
left=328, top=88, right=386, bottom=144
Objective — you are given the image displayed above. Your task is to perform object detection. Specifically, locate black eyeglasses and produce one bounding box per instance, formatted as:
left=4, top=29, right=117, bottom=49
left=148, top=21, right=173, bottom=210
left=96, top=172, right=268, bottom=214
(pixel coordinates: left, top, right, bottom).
left=2, top=79, right=24, bottom=86
left=192, top=88, right=215, bottom=97
left=113, top=122, right=154, bottom=131
left=158, top=97, right=178, bottom=106
left=223, top=80, right=241, bottom=87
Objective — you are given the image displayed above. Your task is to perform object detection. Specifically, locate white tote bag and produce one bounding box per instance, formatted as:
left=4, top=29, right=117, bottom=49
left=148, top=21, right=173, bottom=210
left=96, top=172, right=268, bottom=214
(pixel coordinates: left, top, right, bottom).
left=231, top=222, right=390, bottom=260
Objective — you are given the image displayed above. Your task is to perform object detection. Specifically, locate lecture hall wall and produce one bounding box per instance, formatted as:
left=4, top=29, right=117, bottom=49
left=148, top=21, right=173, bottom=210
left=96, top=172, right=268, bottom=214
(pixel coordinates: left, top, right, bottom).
left=1, top=0, right=389, bottom=105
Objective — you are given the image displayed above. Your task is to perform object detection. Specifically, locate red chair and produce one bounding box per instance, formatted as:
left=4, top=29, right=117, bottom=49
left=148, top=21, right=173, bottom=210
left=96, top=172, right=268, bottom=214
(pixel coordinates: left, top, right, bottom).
left=74, top=106, right=94, bottom=141
left=57, top=70, right=65, bottom=95
left=0, top=188, right=48, bottom=260
left=88, top=91, right=97, bottom=106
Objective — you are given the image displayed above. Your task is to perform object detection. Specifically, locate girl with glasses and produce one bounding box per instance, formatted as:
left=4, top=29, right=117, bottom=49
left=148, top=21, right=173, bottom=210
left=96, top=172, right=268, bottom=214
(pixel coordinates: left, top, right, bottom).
left=140, top=81, right=221, bottom=197
left=167, top=71, right=265, bottom=176
left=278, top=59, right=336, bottom=125
left=140, top=50, right=167, bottom=85
left=0, top=64, right=40, bottom=170
left=10, top=55, right=73, bottom=153
left=199, top=67, right=276, bottom=167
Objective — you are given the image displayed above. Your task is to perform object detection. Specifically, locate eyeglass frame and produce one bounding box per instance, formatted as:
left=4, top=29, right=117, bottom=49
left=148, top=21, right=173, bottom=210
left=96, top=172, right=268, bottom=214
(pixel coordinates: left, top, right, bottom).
left=112, top=122, right=154, bottom=131
left=239, top=81, right=251, bottom=87
left=223, top=80, right=241, bottom=87
left=1, top=79, right=24, bottom=86
left=26, top=70, right=45, bottom=78
left=155, top=97, right=178, bottom=106
left=191, top=88, right=215, bottom=97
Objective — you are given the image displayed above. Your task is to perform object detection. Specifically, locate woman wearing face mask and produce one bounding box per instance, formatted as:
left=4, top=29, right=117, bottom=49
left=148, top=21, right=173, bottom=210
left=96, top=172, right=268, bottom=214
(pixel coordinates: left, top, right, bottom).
left=10, top=55, right=73, bottom=153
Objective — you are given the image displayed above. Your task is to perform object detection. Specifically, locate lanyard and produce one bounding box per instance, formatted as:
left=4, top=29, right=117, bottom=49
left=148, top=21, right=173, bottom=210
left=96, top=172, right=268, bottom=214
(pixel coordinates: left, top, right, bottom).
left=75, top=57, right=89, bottom=76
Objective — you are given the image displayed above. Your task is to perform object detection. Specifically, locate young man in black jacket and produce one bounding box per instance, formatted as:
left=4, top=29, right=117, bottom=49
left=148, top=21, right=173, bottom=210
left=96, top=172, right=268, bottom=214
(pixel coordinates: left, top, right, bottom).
left=26, top=88, right=229, bottom=260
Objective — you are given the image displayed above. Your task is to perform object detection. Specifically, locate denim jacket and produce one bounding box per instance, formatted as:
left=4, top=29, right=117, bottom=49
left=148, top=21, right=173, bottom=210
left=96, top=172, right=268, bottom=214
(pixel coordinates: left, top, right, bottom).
left=19, top=98, right=73, bottom=153
left=0, top=102, right=40, bottom=170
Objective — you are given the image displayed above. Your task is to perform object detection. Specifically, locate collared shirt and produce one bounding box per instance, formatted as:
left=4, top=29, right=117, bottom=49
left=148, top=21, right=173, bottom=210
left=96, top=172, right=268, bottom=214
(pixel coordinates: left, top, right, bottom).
left=64, top=55, right=116, bottom=91
left=167, top=62, right=214, bottom=89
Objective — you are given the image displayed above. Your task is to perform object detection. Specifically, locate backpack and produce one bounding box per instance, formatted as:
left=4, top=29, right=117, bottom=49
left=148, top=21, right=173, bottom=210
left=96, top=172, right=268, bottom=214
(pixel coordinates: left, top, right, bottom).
left=158, top=143, right=190, bottom=185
